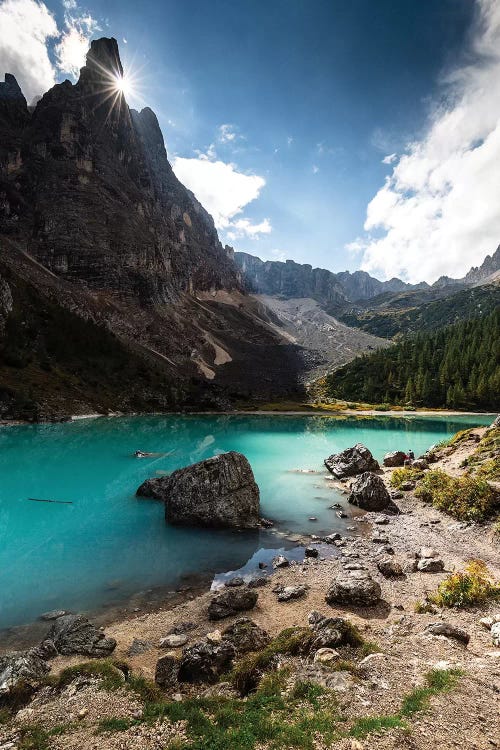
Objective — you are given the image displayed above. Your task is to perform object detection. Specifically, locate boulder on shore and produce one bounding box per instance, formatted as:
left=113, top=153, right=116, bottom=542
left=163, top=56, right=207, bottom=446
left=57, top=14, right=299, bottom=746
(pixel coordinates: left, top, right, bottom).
left=348, top=472, right=398, bottom=513
left=324, top=443, right=379, bottom=478
left=325, top=571, right=381, bottom=607
left=178, top=640, right=236, bottom=683
left=221, top=618, right=270, bottom=654
left=208, top=587, right=258, bottom=620
left=0, top=641, right=56, bottom=697
left=383, top=451, right=406, bottom=467
left=137, top=451, right=260, bottom=529
left=47, top=614, right=116, bottom=657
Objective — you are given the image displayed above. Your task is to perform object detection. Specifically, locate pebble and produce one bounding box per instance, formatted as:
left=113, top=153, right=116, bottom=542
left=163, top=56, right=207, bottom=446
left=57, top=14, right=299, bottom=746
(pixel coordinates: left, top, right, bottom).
left=159, top=634, right=188, bottom=649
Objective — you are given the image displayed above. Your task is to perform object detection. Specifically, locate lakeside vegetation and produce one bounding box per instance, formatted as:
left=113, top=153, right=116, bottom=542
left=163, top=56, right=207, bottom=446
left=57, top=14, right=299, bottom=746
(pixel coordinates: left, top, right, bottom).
left=320, top=309, right=499, bottom=410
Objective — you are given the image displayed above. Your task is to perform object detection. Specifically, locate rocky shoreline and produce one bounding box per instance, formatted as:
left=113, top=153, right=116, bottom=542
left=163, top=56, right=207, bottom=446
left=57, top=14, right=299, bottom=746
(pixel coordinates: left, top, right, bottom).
left=1, top=422, right=499, bottom=749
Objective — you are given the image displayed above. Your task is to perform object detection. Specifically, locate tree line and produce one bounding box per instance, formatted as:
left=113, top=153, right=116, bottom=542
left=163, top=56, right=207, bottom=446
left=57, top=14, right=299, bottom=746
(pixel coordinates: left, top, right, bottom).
left=323, top=307, right=499, bottom=409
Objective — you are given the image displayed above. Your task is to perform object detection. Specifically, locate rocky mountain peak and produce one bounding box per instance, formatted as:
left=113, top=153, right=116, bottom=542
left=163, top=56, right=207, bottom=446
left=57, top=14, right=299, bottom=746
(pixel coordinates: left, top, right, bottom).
left=0, top=74, right=27, bottom=104
left=80, top=37, right=123, bottom=85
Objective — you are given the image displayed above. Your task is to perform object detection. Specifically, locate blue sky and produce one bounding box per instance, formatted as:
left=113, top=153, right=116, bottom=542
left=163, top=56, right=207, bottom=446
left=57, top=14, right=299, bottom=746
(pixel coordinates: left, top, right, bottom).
left=2, top=0, right=500, bottom=282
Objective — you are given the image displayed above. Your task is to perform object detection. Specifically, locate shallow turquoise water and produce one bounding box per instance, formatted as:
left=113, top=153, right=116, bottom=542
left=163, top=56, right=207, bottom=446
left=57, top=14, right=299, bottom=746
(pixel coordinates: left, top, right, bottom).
left=0, top=413, right=492, bottom=631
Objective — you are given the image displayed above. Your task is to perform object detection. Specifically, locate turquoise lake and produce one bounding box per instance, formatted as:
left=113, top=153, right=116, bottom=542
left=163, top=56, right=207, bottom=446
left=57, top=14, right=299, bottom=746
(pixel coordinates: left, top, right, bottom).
left=0, top=413, right=493, bottom=633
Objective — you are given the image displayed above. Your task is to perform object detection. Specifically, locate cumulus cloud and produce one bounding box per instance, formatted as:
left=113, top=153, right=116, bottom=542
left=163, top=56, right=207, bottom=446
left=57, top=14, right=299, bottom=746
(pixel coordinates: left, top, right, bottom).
left=0, top=0, right=58, bottom=102
left=172, top=153, right=269, bottom=238
left=0, top=0, right=98, bottom=102
left=218, top=123, right=238, bottom=143
left=55, top=11, right=99, bottom=78
left=226, top=218, right=272, bottom=241
left=351, top=0, right=500, bottom=283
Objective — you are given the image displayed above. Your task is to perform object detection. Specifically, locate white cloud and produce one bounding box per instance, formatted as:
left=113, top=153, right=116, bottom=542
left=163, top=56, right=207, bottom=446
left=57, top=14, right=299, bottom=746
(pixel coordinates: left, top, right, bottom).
left=172, top=155, right=267, bottom=235
left=55, top=12, right=99, bottom=78
left=382, top=153, right=397, bottom=165
left=287, top=136, right=293, bottom=147
left=312, top=164, right=319, bottom=174
left=218, top=123, right=238, bottom=143
left=0, top=0, right=99, bottom=102
left=226, top=218, right=272, bottom=240
left=353, top=0, right=500, bottom=283
left=0, top=0, right=58, bottom=102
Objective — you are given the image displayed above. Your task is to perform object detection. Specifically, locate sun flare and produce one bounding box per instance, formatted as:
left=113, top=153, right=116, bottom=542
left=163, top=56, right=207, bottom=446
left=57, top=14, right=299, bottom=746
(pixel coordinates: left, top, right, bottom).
left=114, top=73, right=133, bottom=98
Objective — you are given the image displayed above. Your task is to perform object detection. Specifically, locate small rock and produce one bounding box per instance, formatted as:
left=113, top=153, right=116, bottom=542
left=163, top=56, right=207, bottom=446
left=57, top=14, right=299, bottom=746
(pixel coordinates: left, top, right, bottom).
left=372, top=536, right=389, bottom=544
left=418, top=547, right=439, bottom=559
left=304, top=546, right=319, bottom=558
left=248, top=576, right=268, bottom=588
left=259, top=517, right=274, bottom=528
left=313, top=648, right=340, bottom=664
left=159, top=635, right=188, bottom=649
left=492, top=622, right=500, bottom=647
left=206, top=630, right=222, bottom=643
left=417, top=558, right=445, bottom=572
left=309, top=516, right=318, bottom=521
left=208, top=588, right=258, bottom=620
left=400, top=481, right=415, bottom=491
left=425, top=622, right=470, bottom=644
left=383, top=451, right=406, bottom=467
left=128, top=638, right=153, bottom=656
left=277, top=585, right=308, bottom=602
left=258, top=562, right=268, bottom=569
left=77, top=708, right=88, bottom=720
left=373, top=515, right=390, bottom=525
left=272, top=555, right=289, bottom=569
left=377, top=559, right=404, bottom=578
left=167, top=621, right=197, bottom=636
left=225, top=577, right=244, bottom=587
left=479, top=615, right=500, bottom=630
left=222, top=618, right=270, bottom=653
left=179, top=640, right=235, bottom=683
left=412, top=458, right=428, bottom=470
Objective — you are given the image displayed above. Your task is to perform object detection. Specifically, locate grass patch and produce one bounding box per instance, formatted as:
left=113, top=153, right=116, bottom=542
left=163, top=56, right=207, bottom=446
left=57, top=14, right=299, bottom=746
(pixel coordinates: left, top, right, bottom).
left=54, top=660, right=127, bottom=691
left=415, top=469, right=498, bottom=522
left=390, top=467, right=423, bottom=489
left=400, top=668, right=462, bottom=716
left=96, top=717, right=133, bottom=733
left=18, top=725, right=51, bottom=750
left=290, top=680, right=328, bottom=706
left=428, top=559, right=500, bottom=608
left=349, top=715, right=407, bottom=738
left=360, top=641, right=382, bottom=656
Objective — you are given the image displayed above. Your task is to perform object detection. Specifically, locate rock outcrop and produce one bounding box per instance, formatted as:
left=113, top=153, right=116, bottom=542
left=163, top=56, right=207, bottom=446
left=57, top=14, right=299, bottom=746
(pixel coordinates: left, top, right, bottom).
left=221, top=618, right=270, bottom=654
left=47, top=614, right=116, bottom=657
left=324, top=444, right=379, bottom=478
left=178, top=640, right=236, bottom=683
left=348, top=472, right=398, bottom=512
left=137, top=452, right=260, bottom=529
left=0, top=641, right=56, bottom=697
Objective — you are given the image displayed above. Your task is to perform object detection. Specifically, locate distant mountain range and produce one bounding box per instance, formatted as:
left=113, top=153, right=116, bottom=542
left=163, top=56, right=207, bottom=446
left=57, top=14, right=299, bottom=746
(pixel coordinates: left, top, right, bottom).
left=234, top=246, right=500, bottom=305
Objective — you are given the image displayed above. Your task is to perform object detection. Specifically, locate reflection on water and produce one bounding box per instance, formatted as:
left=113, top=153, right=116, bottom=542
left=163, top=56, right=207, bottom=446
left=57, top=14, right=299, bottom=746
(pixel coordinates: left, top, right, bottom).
left=0, top=412, right=492, bottom=632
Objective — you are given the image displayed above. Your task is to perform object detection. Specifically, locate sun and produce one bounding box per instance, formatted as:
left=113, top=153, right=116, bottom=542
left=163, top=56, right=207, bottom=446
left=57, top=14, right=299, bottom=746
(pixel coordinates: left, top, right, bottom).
left=113, top=73, right=133, bottom=98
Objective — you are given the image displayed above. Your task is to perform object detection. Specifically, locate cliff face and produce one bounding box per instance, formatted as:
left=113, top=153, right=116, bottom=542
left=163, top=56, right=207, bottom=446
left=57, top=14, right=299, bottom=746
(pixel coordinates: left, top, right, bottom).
left=0, top=38, right=310, bottom=417
left=0, top=39, right=238, bottom=302
left=234, top=252, right=429, bottom=305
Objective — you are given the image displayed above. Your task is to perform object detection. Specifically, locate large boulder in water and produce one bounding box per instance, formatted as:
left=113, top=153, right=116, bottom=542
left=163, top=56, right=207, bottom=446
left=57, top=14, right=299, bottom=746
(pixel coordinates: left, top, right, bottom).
left=324, top=443, right=379, bottom=478
left=47, top=614, right=116, bottom=657
left=348, top=472, right=398, bottom=513
left=137, top=451, right=260, bottom=529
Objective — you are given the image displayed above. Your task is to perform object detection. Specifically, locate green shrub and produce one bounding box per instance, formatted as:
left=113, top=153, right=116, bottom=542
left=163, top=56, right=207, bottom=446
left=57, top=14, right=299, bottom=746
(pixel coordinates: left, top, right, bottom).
left=415, top=469, right=498, bottom=522
left=429, top=560, right=500, bottom=608
left=390, top=467, right=423, bottom=488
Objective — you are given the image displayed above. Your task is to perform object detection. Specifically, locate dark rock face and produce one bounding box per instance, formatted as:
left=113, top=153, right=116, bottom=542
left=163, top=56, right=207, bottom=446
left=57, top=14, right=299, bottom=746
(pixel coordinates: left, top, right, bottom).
left=0, top=641, right=56, bottom=696
left=0, top=40, right=307, bottom=419
left=325, top=571, right=381, bottom=607
left=383, top=451, right=406, bottom=467
left=377, top=559, right=404, bottom=578
left=234, top=252, right=424, bottom=304
left=221, top=618, right=270, bottom=654
left=137, top=452, right=260, bottom=529
left=348, top=472, right=398, bottom=512
left=208, top=588, right=259, bottom=620
left=178, top=640, right=236, bottom=683
left=47, top=614, right=116, bottom=657
left=324, top=443, right=379, bottom=478
left=1, top=39, right=238, bottom=301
